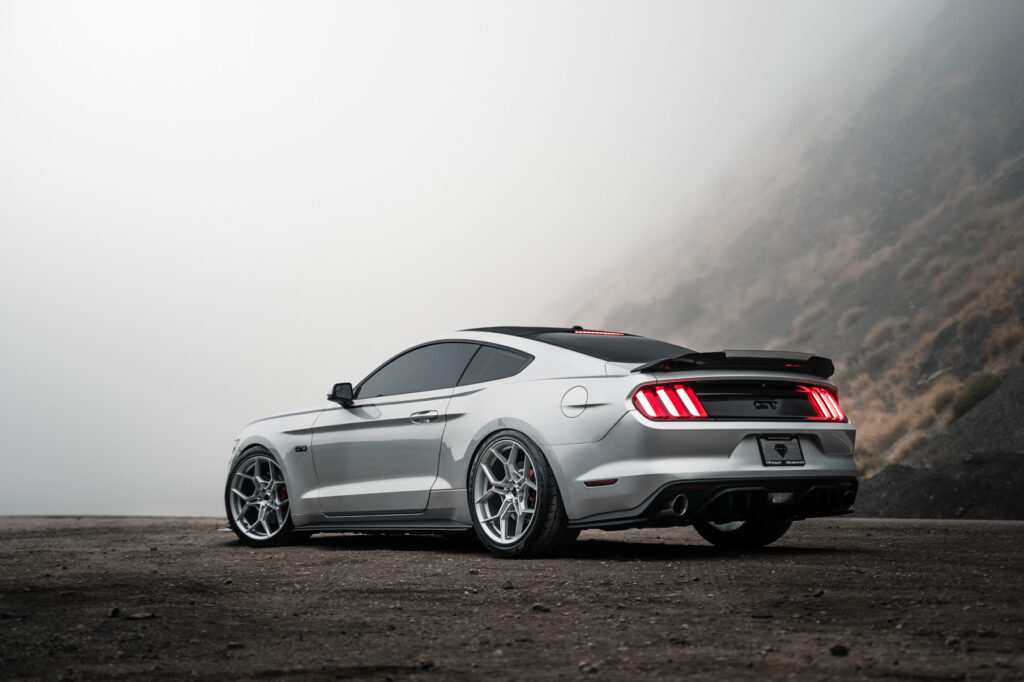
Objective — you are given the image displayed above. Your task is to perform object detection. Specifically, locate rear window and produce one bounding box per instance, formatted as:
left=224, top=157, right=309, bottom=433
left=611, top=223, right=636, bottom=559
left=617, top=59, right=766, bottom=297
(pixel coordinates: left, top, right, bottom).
left=530, top=332, right=692, bottom=363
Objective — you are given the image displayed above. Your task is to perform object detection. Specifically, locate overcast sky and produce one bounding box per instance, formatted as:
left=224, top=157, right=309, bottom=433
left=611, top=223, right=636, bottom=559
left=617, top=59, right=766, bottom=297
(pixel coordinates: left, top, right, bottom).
left=0, top=0, right=935, bottom=515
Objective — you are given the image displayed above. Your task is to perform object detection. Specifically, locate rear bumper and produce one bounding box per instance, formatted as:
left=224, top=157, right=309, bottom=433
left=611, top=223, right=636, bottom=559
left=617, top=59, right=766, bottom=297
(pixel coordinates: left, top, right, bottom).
left=547, top=410, right=857, bottom=521
left=566, top=476, right=858, bottom=529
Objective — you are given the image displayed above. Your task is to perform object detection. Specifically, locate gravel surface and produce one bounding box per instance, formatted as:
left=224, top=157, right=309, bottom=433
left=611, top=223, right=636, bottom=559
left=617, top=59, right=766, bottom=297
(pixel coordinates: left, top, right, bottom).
left=1, top=517, right=1022, bottom=680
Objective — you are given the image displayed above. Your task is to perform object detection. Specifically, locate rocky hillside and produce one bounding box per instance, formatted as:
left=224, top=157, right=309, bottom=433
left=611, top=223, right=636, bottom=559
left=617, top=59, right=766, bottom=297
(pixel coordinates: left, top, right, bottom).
left=856, top=365, right=1024, bottom=519
left=570, top=1, right=1024, bottom=477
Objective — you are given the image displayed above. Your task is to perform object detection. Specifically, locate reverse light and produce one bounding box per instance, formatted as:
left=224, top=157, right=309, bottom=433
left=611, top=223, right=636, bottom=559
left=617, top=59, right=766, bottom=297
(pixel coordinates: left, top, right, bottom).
left=632, top=384, right=708, bottom=420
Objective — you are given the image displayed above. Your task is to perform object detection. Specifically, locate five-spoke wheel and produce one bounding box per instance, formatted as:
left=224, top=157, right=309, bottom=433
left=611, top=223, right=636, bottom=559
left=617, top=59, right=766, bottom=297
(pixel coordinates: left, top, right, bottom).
left=225, top=449, right=296, bottom=546
left=472, top=438, right=539, bottom=545
left=468, top=431, right=578, bottom=558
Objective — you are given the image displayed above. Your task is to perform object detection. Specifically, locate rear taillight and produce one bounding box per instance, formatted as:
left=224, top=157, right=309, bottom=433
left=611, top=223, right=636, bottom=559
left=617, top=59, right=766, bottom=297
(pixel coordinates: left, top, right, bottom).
left=800, top=385, right=847, bottom=421
left=632, top=382, right=847, bottom=422
left=632, top=384, right=708, bottom=419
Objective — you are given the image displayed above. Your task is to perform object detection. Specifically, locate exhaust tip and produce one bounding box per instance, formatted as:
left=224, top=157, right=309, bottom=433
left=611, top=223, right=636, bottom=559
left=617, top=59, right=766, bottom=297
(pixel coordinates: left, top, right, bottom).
left=670, top=494, right=689, bottom=517
left=842, top=490, right=855, bottom=508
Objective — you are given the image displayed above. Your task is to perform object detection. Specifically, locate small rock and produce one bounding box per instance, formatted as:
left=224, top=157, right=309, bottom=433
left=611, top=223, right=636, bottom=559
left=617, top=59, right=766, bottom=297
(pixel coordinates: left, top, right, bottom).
left=531, top=603, right=551, bottom=613
left=469, top=569, right=479, bottom=575
left=126, top=612, right=156, bottom=620
left=109, top=608, right=121, bottom=618
left=493, top=648, right=504, bottom=656
left=226, top=642, right=244, bottom=650
left=386, top=624, right=396, bottom=631
left=503, top=580, right=514, bottom=590
left=150, top=547, right=158, bottom=552
left=223, top=578, right=232, bottom=585
left=944, top=636, right=961, bottom=646
left=813, top=590, right=824, bottom=598
left=830, top=644, right=849, bottom=657
left=418, top=660, right=434, bottom=671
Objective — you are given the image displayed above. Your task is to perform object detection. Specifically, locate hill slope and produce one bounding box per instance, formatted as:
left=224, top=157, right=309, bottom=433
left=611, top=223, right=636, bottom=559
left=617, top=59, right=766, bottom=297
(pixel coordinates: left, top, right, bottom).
left=571, top=1, right=1024, bottom=476
left=855, top=365, right=1024, bottom=519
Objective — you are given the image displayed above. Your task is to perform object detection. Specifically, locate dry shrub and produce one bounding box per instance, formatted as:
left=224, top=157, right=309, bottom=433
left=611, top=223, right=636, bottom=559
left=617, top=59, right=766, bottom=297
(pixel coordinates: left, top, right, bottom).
left=931, top=381, right=960, bottom=413
left=930, top=261, right=971, bottom=297
left=962, top=227, right=984, bottom=249
left=983, top=301, right=1015, bottom=324
left=949, top=372, right=1003, bottom=423
left=874, top=417, right=909, bottom=452
left=957, top=311, right=986, bottom=338
left=940, top=285, right=982, bottom=316
left=890, top=433, right=929, bottom=464
left=837, top=244, right=896, bottom=287
left=899, top=251, right=928, bottom=282
left=924, top=255, right=950, bottom=279
left=838, top=306, right=868, bottom=331
left=865, top=350, right=890, bottom=377
left=793, top=300, right=830, bottom=336
left=985, top=322, right=1024, bottom=359
left=915, top=412, right=936, bottom=430
left=864, top=317, right=906, bottom=349
left=913, top=312, right=937, bottom=334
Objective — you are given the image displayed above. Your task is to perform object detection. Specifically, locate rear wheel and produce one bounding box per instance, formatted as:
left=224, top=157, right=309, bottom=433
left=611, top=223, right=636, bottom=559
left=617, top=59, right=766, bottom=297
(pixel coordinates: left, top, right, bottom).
left=225, top=448, right=297, bottom=547
left=693, top=516, right=793, bottom=549
left=468, top=431, right=578, bottom=558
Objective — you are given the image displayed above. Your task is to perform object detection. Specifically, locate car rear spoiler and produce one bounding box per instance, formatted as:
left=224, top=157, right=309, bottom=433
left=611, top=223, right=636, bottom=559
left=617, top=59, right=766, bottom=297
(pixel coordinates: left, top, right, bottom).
left=632, top=350, right=835, bottom=379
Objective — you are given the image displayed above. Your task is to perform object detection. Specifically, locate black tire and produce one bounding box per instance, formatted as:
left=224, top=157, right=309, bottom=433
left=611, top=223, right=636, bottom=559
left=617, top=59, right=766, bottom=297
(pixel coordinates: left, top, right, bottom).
left=225, top=447, right=298, bottom=547
left=693, top=516, right=793, bottom=549
left=467, top=430, right=578, bottom=558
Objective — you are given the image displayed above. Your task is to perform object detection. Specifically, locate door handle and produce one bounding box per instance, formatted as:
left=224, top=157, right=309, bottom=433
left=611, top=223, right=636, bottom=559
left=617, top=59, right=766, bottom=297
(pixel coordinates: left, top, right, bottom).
left=409, top=410, right=438, bottom=424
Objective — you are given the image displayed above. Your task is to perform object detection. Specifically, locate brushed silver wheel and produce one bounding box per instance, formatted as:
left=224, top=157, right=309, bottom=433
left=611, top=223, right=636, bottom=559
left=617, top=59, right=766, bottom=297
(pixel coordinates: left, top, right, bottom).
left=472, top=438, right=539, bottom=545
left=228, top=454, right=290, bottom=541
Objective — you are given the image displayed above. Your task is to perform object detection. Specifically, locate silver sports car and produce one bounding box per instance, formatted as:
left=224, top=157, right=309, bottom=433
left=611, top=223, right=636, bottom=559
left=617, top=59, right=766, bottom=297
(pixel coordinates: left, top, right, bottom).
left=225, top=326, right=857, bottom=557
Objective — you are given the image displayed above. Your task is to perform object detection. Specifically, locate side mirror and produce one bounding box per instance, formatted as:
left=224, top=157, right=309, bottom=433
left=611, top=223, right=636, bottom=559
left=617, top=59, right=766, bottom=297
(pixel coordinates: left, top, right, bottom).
left=328, top=382, right=354, bottom=406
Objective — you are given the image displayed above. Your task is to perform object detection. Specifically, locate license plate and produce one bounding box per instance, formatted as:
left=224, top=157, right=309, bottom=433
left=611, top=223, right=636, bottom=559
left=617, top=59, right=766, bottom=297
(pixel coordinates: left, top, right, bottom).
left=758, top=436, right=804, bottom=466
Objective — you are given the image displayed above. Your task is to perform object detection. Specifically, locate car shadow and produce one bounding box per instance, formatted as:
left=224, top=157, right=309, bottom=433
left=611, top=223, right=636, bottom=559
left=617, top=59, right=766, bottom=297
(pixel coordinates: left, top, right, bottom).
left=269, top=531, right=850, bottom=561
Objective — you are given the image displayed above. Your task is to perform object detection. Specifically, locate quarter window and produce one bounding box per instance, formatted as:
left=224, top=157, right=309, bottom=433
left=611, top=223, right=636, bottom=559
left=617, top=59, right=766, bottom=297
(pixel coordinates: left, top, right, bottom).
left=357, top=343, right=479, bottom=398
left=458, top=346, right=532, bottom=385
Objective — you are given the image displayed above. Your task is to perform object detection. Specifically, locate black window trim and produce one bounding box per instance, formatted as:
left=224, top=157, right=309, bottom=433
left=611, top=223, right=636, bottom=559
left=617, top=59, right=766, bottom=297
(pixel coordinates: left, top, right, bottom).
left=353, top=339, right=534, bottom=400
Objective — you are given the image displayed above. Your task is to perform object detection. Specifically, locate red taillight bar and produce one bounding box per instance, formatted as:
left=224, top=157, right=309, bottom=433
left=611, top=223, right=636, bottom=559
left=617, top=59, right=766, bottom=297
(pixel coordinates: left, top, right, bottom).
left=632, top=384, right=708, bottom=420
left=801, top=385, right=846, bottom=421
left=633, top=383, right=846, bottom=422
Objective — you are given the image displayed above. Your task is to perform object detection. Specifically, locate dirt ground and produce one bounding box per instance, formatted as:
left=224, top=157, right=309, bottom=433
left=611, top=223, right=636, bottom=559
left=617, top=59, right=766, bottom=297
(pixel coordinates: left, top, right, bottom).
left=1, top=517, right=1022, bottom=681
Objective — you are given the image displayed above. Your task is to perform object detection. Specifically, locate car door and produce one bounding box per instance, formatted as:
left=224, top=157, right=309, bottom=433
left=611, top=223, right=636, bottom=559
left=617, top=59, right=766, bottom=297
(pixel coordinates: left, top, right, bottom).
left=310, top=342, right=479, bottom=515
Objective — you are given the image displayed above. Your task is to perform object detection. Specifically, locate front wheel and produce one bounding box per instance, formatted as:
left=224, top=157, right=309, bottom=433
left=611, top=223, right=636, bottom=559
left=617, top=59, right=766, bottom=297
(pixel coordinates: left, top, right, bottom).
left=225, top=448, right=298, bottom=547
left=468, top=431, right=578, bottom=558
left=693, top=516, right=793, bottom=549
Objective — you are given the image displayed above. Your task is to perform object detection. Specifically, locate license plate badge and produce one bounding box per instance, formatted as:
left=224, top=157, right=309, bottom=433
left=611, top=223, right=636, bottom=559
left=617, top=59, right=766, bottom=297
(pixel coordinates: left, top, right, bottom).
left=758, top=436, right=804, bottom=466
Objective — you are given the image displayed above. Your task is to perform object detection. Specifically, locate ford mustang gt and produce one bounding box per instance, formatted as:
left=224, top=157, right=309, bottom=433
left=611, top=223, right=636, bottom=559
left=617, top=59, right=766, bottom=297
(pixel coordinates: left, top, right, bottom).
left=225, top=326, right=857, bottom=557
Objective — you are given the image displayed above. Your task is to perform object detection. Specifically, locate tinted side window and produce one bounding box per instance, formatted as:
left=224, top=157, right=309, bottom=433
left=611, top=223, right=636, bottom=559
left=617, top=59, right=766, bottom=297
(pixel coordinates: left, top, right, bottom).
left=458, top=346, right=532, bottom=386
left=357, top=343, right=479, bottom=398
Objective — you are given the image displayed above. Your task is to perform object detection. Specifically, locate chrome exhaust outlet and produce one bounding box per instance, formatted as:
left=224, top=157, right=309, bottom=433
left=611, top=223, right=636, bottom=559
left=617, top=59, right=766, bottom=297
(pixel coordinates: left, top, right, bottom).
left=842, top=490, right=855, bottom=508
left=670, top=494, right=689, bottom=517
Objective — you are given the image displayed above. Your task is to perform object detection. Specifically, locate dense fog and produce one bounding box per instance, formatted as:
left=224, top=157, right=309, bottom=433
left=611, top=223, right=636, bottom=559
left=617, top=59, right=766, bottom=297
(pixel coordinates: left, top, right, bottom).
left=0, top=1, right=935, bottom=515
